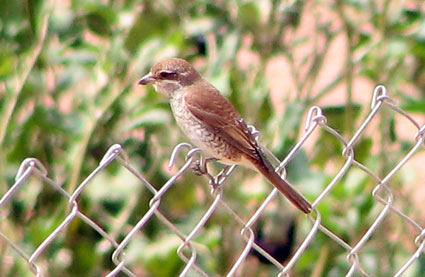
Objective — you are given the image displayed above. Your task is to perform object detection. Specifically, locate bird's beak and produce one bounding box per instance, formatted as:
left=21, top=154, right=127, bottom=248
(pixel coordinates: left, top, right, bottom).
left=138, top=74, right=157, bottom=85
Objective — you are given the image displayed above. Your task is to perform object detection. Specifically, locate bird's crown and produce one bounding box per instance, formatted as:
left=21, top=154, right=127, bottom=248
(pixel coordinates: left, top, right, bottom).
left=150, top=58, right=200, bottom=83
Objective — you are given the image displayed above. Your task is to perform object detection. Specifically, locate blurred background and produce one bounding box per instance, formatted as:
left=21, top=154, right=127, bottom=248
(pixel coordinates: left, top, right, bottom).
left=1, top=0, right=425, bottom=276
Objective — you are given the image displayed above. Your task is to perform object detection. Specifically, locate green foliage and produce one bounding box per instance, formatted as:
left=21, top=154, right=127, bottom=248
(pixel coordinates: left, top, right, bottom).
left=1, top=0, right=425, bottom=276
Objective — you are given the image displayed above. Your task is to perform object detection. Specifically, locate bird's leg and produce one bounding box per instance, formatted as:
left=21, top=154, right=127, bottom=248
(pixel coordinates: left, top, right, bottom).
left=191, top=157, right=218, bottom=176
left=191, top=157, right=223, bottom=189
left=191, top=157, right=233, bottom=190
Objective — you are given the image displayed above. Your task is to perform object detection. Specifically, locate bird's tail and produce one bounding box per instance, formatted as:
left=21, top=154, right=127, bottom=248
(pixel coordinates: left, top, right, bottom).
left=250, top=153, right=312, bottom=214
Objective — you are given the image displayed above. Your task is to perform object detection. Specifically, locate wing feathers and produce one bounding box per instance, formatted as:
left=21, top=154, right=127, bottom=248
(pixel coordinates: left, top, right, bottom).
left=184, top=81, right=259, bottom=160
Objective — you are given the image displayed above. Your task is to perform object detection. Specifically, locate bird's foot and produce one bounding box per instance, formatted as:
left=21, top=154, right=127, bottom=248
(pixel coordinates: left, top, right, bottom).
left=191, top=160, right=207, bottom=176
left=191, top=158, right=226, bottom=190
left=191, top=157, right=218, bottom=176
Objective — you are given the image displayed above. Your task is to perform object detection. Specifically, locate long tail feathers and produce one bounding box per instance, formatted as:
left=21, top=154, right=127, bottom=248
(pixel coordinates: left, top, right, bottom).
left=251, top=155, right=312, bottom=214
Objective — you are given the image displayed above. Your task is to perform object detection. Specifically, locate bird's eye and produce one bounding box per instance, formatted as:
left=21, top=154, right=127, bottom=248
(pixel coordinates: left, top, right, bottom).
left=159, top=71, right=178, bottom=80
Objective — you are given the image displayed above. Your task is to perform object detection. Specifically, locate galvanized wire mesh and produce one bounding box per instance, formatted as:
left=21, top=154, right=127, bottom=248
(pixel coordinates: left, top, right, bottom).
left=1, top=85, right=424, bottom=276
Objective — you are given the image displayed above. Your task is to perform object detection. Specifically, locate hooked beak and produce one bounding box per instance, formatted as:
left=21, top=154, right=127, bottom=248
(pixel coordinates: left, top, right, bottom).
left=138, top=74, right=157, bottom=85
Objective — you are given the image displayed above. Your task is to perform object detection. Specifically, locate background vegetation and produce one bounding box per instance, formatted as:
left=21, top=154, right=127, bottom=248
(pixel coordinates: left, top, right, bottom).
left=1, top=0, right=425, bottom=276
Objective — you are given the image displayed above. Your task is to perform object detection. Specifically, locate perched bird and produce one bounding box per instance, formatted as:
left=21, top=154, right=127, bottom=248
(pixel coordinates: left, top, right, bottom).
left=138, top=58, right=311, bottom=214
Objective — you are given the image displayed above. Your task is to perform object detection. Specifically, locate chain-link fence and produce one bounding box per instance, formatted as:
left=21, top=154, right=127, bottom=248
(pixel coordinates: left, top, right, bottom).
left=1, top=85, right=424, bottom=276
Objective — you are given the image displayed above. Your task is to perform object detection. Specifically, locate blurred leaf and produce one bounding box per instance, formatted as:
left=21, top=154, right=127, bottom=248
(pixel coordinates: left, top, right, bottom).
left=286, top=149, right=327, bottom=196
left=402, top=9, right=422, bottom=22
left=127, top=106, right=171, bottom=131
left=124, top=6, right=172, bottom=52
left=86, top=12, right=111, bottom=36
left=356, top=32, right=371, bottom=49
left=258, top=94, right=273, bottom=123
left=69, top=240, right=99, bottom=275
left=228, top=66, right=244, bottom=112
left=353, top=137, right=373, bottom=164
left=238, top=2, right=261, bottom=31
left=26, top=0, right=44, bottom=34
left=183, top=17, right=216, bottom=36
left=0, top=48, right=16, bottom=79
left=321, top=105, right=362, bottom=133
left=211, top=31, right=240, bottom=75
left=389, top=116, right=396, bottom=142
left=401, top=100, right=425, bottom=113
left=387, top=39, right=409, bottom=59
left=411, top=39, right=425, bottom=59
left=143, top=235, right=183, bottom=276
left=274, top=103, right=304, bottom=153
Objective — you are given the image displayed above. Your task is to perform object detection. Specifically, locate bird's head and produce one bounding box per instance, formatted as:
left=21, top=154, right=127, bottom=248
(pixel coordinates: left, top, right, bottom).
left=138, top=58, right=201, bottom=97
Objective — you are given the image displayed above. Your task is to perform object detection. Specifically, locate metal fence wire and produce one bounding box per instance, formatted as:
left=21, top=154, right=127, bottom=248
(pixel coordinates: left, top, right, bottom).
left=1, top=85, right=425, bottom=276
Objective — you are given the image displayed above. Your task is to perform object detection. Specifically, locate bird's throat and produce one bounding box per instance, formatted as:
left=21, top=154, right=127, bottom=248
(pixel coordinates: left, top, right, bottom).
left=153, top=81, right=182, bottom=97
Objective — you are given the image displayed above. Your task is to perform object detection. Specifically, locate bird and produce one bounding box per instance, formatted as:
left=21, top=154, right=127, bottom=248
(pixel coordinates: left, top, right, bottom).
left=138, top=58, right=311, bottom=214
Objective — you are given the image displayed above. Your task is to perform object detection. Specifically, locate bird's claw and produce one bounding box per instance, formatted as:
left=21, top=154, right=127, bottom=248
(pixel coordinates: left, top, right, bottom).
left=191, top=158, right=223, bottom=189
left=191, top=160, right=207, bottom=176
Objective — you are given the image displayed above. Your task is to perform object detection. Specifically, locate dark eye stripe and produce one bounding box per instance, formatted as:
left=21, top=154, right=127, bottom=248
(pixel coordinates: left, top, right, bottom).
left=159, top=71, right=178, bottom=80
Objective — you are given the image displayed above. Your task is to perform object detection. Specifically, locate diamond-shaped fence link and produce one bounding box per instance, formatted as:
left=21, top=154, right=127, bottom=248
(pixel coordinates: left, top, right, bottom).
left=1, top=85, right=424, bottom=276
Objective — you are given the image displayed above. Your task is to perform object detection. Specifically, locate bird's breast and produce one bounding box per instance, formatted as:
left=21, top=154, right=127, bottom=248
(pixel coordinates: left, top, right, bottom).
left=169, top=94, right=244, bottom=165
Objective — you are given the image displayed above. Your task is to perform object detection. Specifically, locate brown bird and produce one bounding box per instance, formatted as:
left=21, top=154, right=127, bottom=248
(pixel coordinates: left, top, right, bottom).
left=138, top=58, right=311, bottom=214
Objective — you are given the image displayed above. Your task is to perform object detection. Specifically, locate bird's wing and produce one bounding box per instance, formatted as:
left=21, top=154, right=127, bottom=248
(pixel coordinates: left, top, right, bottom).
left=184, top=82, right=313, bottom=214
left=184, top=81, right=259, bottom=160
